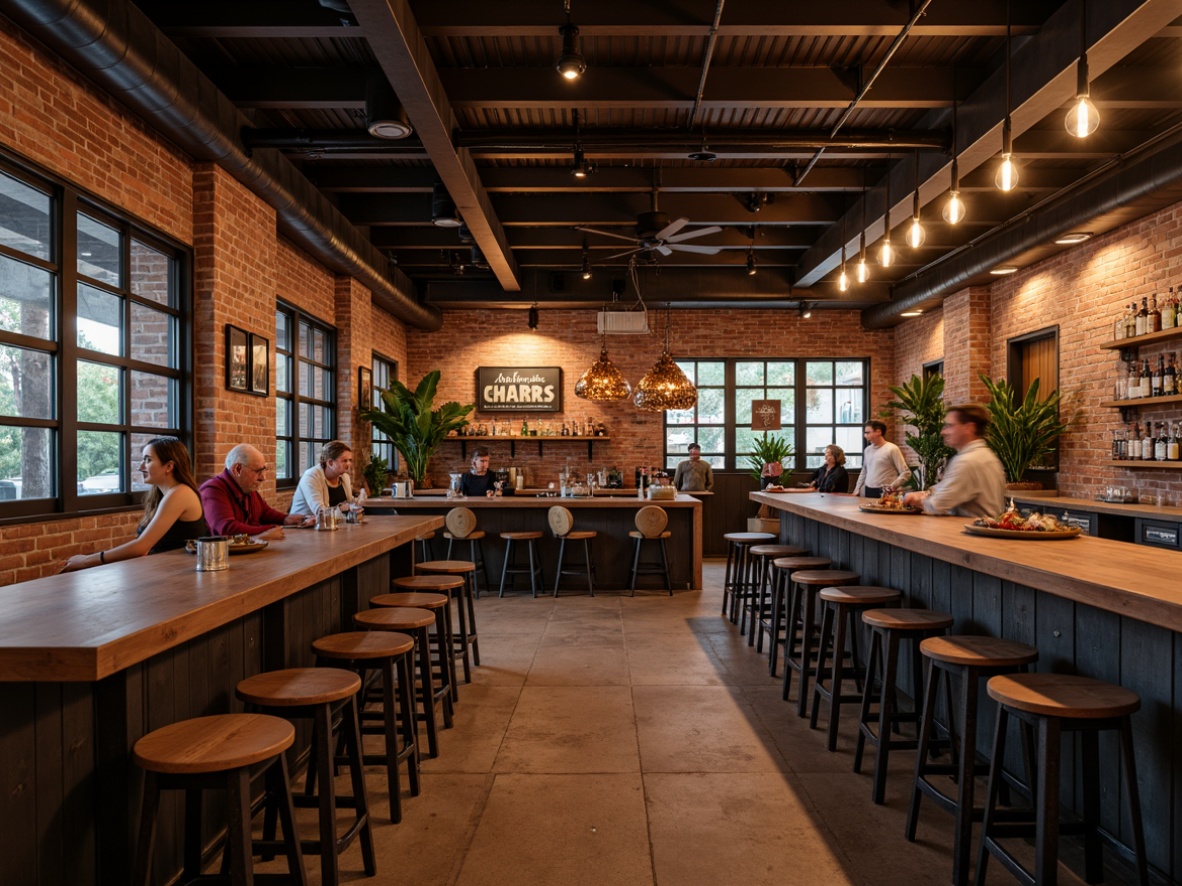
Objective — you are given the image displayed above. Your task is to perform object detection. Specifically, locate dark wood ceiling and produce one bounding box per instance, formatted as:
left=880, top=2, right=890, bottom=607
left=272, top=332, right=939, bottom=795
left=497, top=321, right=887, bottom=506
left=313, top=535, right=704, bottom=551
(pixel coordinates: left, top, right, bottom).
left=130, top=0, right=1182, bottom=318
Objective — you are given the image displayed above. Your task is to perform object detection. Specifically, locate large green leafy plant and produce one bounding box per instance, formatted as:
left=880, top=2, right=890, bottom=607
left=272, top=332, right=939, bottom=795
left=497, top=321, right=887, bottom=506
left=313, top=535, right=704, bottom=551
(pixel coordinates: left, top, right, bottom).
left=359, top=371, right=474, bottom=487
left=980, top=374, right=1078, bottom=483
left=881, top=373, right=954, bottom=490
left=744, top=433, right=795, bottom=484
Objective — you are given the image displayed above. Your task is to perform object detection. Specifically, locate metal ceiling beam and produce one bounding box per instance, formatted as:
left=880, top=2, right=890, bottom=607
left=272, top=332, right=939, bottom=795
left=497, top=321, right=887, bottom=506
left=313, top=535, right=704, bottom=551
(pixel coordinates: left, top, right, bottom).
left=348, top=0, right=521, bottom=291
left=135, top=0, right=356, bottom=36
left=370, top=226, right=819, bottom=250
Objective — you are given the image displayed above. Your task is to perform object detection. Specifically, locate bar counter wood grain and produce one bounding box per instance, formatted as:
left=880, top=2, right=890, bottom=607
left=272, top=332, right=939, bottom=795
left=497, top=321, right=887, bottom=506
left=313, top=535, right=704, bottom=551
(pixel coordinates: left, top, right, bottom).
left=0, top=514, right=442, bottom=682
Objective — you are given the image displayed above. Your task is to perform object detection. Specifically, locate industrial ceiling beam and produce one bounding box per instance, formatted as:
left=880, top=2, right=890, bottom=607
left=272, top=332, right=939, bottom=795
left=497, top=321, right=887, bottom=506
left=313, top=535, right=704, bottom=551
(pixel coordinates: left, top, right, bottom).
left=369, top=226, right=819, bottom=250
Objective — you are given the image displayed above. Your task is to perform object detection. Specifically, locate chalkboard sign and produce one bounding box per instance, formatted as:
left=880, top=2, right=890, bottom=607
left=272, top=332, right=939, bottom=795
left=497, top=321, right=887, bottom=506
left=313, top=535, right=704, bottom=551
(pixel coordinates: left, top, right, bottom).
left=476, top=367, right=563, bottom=412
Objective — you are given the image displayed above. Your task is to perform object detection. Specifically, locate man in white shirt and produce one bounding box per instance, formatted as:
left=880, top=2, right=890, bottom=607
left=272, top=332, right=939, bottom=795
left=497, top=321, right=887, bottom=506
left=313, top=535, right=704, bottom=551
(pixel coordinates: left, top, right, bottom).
left=903, top=404, right=1006, bottom=519
left=851, top=420, right=912, bottom=497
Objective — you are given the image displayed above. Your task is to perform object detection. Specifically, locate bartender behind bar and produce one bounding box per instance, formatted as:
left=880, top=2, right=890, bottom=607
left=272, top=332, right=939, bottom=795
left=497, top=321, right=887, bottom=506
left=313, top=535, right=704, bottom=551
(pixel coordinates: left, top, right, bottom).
left=673, top=442, right=714, bottom=492
left=459, top=447, right=495, bottom=497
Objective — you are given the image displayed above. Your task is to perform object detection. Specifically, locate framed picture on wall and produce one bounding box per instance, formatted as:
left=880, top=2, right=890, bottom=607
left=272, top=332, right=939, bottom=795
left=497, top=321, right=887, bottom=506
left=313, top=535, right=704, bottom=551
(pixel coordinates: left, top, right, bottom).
left=225, top=324, right=248, bottom=392
left=249, top=333, right=270, bottom=396
left=358, top=365, right=373, bottom=408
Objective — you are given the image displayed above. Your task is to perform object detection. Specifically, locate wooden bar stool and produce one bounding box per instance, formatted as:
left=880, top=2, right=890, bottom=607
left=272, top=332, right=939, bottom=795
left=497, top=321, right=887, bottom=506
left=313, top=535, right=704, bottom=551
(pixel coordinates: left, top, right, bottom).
left=810, top=585, right=902, bottom=751
left=354, top=607, right=453, bottom=759
left=413, top=531, right=435, bottom=565
left=721, top=531, right=775, bottom=623
left=549, top=505, right=597, bottom=596
left=905, top=636, right=1039, bottom=886
left=977, top=673, right=1148, bottom=886
left=766, top=555, right=831, bottom=677
left=312, top=630, right=420, bottom=825
left=629, top=505, right=673, bottom=596
left=498, top=531, right=546, bottom=596
left=374, top=588, right=457, bottom=704
left=132, top=713, right=306, bottom=886
left=236, top=668, right=375, bottom=886
left=402, top=565, right=481, bottom=684
left=442, top=507, right=490, bottom=596
left=782, top=568, right=860, bottom=717
left=746, top=544, right=809, bottom=649
left=854, top=608, right=954, bottom=805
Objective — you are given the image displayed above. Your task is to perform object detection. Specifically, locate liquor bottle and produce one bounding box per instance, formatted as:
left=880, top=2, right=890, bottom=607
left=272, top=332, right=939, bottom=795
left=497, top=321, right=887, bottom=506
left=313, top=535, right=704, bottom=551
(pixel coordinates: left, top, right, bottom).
left=1127, top=361, right=1139, bottom=400
left=1165, top=353, right=1178, bottom=396
left=1150, top=293, right=1161, bottom=332
left=1156, top=422, right=1168, bottom=461
left=1140, top=357, right=1152, bottom=398
left=1152, top=355, right=1164, bottom=397
left=521, top=418, right=529, bottom=436
left=1136, top=297, right=1148, bottom=336
left=1170, top=422, right=1181, bottom=461
left=1142, top=422, right=1155, bottom=461
left=1125, top=303, right=1136, bottom=338
left=1164, top=288, right=1177, bottom=329
left=561, top=421, right=570, bottom=436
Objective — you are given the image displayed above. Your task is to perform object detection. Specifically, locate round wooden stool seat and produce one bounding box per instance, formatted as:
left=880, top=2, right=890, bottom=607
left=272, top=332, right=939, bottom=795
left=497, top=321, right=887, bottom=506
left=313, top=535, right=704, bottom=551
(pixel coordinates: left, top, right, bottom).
left=723, top=531, right=775, bottom=544
left=628, top=529, right=672, bottom=539
left=313, top=630, right=415, bottom=660
left=445, top=507, right=478, bottom=538
left=819, top=585, right=903, bottom=607
left=772, top=555, right=831, bottom=571
left=862, top=608, right=954, bottom=632
left=562, top=529, right=597, bottom=540
left=987, top=673, right=1141, bottom=719
left=355, top=607, right=436, bottom=631
left=790, top=569, right=860, bottom=588
left=500, top=531, right=543, bottom=541
left=920, top=635, right=1038, bottom=669
left=750, top=544, right=808, bottom=558
left=371, top=591, right=449, bottom=610
left=442, top=529, right=486, bottom=541
left=133, top=714, right=294, bottom=774
left=392, top=574, right=464, bottom=593
left=417, top=559, right=477, bottom=574
left=237, top=668, right=361, bottom=707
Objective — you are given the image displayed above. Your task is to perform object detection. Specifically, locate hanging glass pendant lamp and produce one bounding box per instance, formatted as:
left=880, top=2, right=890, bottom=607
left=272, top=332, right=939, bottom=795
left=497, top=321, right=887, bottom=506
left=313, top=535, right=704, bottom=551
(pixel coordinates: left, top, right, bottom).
left=634, top=308, right=697, bottom=412
left=1066, top=0, right=1100, bottom=138
left=575, top=332, right=631, bottom=401
left=995, top=5, right=1020, bottom=192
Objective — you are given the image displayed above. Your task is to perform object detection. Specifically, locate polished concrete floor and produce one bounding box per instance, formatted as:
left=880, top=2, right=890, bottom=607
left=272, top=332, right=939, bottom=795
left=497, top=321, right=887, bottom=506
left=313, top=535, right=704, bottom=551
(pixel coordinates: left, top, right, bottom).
left=262, top=561, right=1108, bottom=886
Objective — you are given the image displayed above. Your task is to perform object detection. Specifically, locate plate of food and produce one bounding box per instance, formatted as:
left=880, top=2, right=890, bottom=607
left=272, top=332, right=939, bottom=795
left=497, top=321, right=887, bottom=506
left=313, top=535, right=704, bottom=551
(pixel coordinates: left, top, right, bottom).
left=964, top=504, right=1081, bottom=540
left=858, top=490, right=921, bottom=514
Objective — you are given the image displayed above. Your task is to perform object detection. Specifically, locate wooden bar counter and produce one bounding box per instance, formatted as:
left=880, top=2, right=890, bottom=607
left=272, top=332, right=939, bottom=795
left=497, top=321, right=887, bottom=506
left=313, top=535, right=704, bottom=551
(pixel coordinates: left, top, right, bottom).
left=753, top=491, right=1182, bottom=883
left=367, top=493, right=703, bottom=590
left=0, top=514, right=440, bottom=886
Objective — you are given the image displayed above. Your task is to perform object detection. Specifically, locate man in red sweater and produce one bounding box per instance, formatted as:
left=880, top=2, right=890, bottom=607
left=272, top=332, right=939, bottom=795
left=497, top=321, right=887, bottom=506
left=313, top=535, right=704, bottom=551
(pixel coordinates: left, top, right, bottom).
left=199, top=444, right=313, bottom=538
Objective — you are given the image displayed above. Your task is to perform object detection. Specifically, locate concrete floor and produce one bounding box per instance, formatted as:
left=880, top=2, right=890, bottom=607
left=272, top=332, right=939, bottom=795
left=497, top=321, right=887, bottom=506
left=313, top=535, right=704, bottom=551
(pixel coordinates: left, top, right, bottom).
left=260, top=561, right=1112, bottom=886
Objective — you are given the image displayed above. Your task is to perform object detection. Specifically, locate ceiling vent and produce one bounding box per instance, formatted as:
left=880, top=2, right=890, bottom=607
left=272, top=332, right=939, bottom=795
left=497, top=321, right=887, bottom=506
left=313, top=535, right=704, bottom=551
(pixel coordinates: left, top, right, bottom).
left=597, top=310, right=649, bottom=334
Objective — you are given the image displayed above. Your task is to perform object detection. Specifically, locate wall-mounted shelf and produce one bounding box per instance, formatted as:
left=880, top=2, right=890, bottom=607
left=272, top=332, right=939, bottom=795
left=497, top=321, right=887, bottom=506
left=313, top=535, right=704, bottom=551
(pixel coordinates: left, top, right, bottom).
left=443, top=436, right=609, bottom=460
left=1101, top=394, right=1182, bottom=409
left=1102, top=460, right=1182, bottom=470
left=1100, top=326, right=1182, bottom=366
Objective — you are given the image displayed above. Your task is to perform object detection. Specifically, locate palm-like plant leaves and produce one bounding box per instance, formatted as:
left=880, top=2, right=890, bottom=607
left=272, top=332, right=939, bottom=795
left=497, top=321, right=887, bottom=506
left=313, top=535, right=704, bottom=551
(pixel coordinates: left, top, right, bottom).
left=744, top=433, right=795, bottom=484
left=980, top=374, right=1078, bottom=483
left=359, top=370, right=474, bottom=486
left=882, top=374, right=954, bottom=490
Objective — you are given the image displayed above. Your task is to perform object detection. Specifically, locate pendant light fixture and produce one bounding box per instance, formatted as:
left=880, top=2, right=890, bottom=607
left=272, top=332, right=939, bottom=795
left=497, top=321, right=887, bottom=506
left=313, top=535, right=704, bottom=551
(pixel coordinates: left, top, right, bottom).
left=746, top=227, right=757, bottom=276
left=877, top=173, right=893, bottom=268
left=576, top=331, right=631, bottom=401
left=943, top=87, right=966, bottom=224
left=856, top=175, right=869, bottom=283
left=1066, top=0, right=1100, bottom=138
left=570, top=109, right=594, bottom=177
left=634, top=307, right=698, bottom=412
left=995, top=4, right=1019, bottom=192
left=837, top=212, right=850, bottom=292
left=528, top=303, right=539, bottom=331
left=580, top=237, right=592, bottom=279
left=555, top=1, right=587, bottom=82
left=906, top=151, right=925, bottom=248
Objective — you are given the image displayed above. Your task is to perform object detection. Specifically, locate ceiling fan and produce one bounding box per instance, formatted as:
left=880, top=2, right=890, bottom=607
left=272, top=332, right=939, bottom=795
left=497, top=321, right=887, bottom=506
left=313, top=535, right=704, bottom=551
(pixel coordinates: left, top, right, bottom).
left=576, top=190, right=723, bottom=262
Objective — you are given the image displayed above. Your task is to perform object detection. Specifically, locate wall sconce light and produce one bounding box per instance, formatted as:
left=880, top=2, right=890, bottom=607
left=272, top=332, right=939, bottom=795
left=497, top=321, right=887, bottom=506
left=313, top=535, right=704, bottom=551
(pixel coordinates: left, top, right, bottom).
left=555, top=1, right=586, bottom=81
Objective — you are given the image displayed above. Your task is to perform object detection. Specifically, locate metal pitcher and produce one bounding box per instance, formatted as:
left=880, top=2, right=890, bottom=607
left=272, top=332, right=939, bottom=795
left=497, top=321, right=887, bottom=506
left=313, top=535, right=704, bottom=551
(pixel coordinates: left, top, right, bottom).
left=195, top=536, right=229, bottom=572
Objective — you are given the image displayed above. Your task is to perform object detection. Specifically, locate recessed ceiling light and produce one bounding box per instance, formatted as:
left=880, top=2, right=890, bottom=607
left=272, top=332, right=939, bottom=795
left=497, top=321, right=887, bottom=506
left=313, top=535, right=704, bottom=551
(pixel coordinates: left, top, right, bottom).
left=990, top=266, right=1019, bottom=275
left=1055, top=232, right=1092, bottom=245
left=900, top=310, right=923, bottom=317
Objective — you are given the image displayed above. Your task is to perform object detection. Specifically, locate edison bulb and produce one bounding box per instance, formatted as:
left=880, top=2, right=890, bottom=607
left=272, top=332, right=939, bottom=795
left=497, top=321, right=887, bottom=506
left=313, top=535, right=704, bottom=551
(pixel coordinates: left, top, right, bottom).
left=1066, top=95, right=1099, bottom=138
left=942, top=190, right=965, bottom=225
left=906, top=217, right=925, bottom=249
left=856, top=257, right=869, bottom=284
left=878, top=238, right=894, bottom=268
left=995, top=153, right=1019, bottom=191
left=838, top=268, right=850, bottom=292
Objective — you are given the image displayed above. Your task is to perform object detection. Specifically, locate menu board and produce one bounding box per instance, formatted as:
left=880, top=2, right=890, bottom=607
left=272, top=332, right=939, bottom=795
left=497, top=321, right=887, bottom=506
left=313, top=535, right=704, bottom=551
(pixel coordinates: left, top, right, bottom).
left=476, top=366, right=563, bottom=412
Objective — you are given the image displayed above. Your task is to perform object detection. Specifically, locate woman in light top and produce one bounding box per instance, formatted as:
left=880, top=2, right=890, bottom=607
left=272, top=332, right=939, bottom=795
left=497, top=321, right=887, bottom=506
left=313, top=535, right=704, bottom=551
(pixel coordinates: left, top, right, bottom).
left=805, top=444, right=850, bottom=493
left=61, top=436, right=208, bottom=572
left=289, top=440, right=356, bottom=515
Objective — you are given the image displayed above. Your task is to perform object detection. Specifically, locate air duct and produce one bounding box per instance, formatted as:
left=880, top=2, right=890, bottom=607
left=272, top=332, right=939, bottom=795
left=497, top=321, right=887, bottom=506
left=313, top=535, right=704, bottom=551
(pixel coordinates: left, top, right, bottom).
left=3, top=0, right=441, bottom=331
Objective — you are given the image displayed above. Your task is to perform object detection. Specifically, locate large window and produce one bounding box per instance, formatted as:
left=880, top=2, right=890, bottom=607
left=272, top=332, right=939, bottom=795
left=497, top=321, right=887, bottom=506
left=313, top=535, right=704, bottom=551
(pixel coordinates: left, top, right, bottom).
left=275, top=302, right=336, bottom=483
left=370, top=354, right=398, bottom=471
left=664, top=358, right=869, bottom=471
left=0, top=159, right=189, bottom=519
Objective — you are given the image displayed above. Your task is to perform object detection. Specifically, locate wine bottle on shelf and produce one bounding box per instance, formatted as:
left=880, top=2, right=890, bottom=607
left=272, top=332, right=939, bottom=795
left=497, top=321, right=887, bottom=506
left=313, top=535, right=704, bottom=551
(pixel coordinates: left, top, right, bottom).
left=1140, top=357, right=1152, bottom=398
left=1126, top=303, right=1138, bottom=338
left=1164, top=288, right=1178, bottom=329
left=1127, top=361, right=1139, bottom=400
left=1156, top=422, right=1168, bottom=461
left=1136, top=298, right=1148, bottom=336
left=1143, top=422, right=1155, bottom=460
left=1150, top=293, right=1162, bottom=332
left=1165, top=353, right=1178, bottom=396
left=1170, top=422, right=1181, bottom=461
left=1152, top=355, right=1165, bottom=397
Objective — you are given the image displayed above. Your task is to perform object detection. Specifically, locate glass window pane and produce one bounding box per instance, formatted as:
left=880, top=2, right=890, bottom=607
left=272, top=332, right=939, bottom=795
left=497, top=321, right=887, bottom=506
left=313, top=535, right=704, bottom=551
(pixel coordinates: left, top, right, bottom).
left=0, top=172, right=51, bottom=260
left=767, top=362, right=795, bottom=386
left=836, top=427, right=863, bottom=466
left=806, top=361, right=834, bottom=385
left=300, top=441, right=315, bottom=474
left=78, top=430, right=123, bottom=493
left=277, top=310, right=290, bottom=351
left=298, top=402, right=311, bottom=437
left=129, top=240, right=173, bottom=306
left=129, top=432, right=157, bottom=492
left=836, top=361, right=863, bottom=386
left=130, top=371, right=174, bottom=429
left=666, top=406, right=695, bottom=425
left=130, top=303, right=175, bottom=367
left=0, top=254, right=54, bottom=338
left=675, top=360, right=694, bottom=384
left=315, top=367, right=331, bottom=400
left=315, top=406, right=332, bottom=438
left=806, top=426, right=836, bottom=460
left=806, top=388, right=833, bottom=424
left=767, top=389, right=794, bottom=418
left=275, top=353, right=290, bottom=394
left=77, top=212, right=122, bottom=286
left=277, top=398, right=290, bottom=437
left=77, top=283, right=123, bottom=356
left=666, top=426, right=696, bottom=453
left=735, top=388, right=761, bottom=424
left=0, top=425, right=52, bottom=499
left=298, top=361, right=312, bottom=397
left=276, top=440, right=290, bottom=480
left=736, top=362, right=764, bottom=386
left=697, top=362, right=725, bottom=386
left=836, top=388, right=864, bottom=425
left=697, top=388, right=725, bottom=424
left=0, top=345, right=54, bottom=419
left=694, top=426, right=725, bottom=454
left=311, top=327, right=327, bottom=363
left=77, top=360, right=121, bottom=424
left=297, top=319, right=309, bottom=357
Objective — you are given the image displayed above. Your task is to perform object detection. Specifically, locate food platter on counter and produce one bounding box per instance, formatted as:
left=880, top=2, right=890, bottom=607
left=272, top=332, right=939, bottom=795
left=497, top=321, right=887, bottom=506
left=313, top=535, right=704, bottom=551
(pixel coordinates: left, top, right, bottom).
left=858, top=503, right=922, bottom=514
left=963, top=524, right=1081, bottom=540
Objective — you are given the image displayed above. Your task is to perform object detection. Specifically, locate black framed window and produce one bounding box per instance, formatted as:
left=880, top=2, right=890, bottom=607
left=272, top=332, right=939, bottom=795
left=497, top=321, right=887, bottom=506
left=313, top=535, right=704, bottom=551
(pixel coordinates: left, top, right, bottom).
left=370, top=353, right=398, bottom=470
left=275, top=302, right=336, bottom=483
left=0, top=157, right=189, bottom=520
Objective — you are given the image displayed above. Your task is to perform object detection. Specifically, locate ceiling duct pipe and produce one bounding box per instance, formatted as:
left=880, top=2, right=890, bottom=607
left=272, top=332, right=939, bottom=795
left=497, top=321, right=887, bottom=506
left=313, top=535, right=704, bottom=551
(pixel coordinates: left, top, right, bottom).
left=863, top=128, right=1182, bottom=328
left=3, top=0, right=441, bottom=331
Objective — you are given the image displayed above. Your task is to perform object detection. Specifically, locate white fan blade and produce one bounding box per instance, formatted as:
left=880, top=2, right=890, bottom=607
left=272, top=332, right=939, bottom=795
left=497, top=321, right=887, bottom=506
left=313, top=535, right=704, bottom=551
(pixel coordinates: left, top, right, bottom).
left=601, top=246, right=644, bottom=262
left=575, top=226, right=642, bottom=244
left=655, top=217, right=690, bottom=240
left=655, top=245, right=673, bottom=256
left=665, top=225, right=722, bottom=243
left=668, top=243, right=721, bottom=255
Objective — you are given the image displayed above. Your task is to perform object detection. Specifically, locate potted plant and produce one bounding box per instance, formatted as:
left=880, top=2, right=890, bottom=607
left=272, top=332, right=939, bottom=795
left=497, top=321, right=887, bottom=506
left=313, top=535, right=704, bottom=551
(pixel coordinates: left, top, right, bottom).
left=359, top=370, right=474, bottom=488
left=361, top=452, right=389, bottom=496
left=881, top=373, right=955, bottom=490
left=745, top=433, right=795, bottom=532
left=980, top=374, right=1079, bottom=492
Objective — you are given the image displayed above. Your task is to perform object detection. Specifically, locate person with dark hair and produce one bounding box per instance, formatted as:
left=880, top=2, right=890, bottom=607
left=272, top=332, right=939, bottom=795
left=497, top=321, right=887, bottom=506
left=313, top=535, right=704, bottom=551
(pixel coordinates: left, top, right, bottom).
left=61, top=436, right=208, bottom=572
left=903, top=404, right=1005, bottom=518
left=805, top=444, right=850, bottom=493
left=852, top=419, right=911, bottom=498
left=459, top=447, right=496, bottom=497
left=200, top=443, right=313, bottom=538
left=673, top=442, right=714, bottom=492
left=289, top=440, right=356, bottom=516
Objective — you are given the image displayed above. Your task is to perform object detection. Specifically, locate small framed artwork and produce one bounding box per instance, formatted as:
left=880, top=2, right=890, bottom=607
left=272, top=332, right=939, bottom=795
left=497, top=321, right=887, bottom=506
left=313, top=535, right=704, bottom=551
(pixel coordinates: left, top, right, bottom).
left=249, top=333, right=270, bottom=396
left=358, top=365, right=373, bottom=408
left=225, top=324, right=248, bottom=392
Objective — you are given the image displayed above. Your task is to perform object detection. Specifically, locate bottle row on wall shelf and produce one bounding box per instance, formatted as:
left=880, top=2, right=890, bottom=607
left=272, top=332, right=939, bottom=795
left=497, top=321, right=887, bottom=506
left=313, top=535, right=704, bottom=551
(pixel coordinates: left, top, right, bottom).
left=1102, top=327, right=1182, bottom=418
left=442, top=436, right=610, bottom=460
